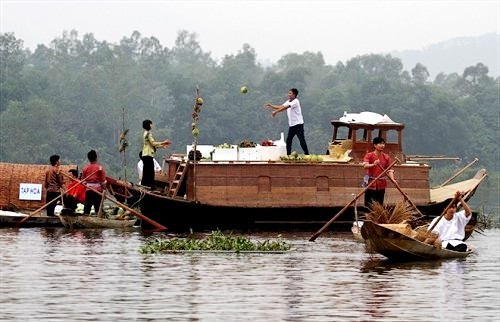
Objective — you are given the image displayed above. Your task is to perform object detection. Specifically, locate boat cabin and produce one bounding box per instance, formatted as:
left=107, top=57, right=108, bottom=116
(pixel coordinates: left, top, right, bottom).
left=329, top=119, right=405, bottom=163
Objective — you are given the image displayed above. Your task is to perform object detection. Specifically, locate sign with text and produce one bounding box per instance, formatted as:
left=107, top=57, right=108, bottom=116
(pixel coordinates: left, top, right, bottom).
left=19, top=183, right=43, bottom=201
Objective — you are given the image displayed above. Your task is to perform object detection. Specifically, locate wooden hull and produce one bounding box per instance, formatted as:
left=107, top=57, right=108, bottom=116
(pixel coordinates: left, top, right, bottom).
left=105, top=162, right=485, bottom=232
left=360, top=220, right=472, bottom=260
left=57, top=214, right=138, bottom=229
left=106, top=177, right=445, bottom=232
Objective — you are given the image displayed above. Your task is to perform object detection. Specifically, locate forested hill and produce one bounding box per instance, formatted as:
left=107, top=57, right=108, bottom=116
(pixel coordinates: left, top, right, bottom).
left=0, top=30, right=498, bottom=208
left=390, top=33, right=500, bottom=79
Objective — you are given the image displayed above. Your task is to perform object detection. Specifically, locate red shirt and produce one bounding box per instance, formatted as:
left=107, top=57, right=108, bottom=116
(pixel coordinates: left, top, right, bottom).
left=82, top=163, right=106, bottom=192
left=363, top=151, right=392, bottom=190
left=66, top=180, right=86, bottom=203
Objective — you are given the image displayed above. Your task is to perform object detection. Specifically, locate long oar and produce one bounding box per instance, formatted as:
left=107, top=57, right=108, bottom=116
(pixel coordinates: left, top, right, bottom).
left=87, top=185, right=167, bottom=231
left=60, top=172, right=167, bottom=231
left=16, top=169, right=100, bottom=227
left=377, top=160, right=425, bottom=218
left=309, top=159, right=398, bottom=242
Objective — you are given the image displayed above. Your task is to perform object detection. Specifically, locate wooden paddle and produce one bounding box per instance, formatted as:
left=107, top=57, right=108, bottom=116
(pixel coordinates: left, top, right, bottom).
left=16, top=168, right=100, bottom=227
left=60, top=172, right=167, bottom=231
left=309, top=159, right=398, bottom=242
left=87, top=185, right=167, bottom=231
left=377, top=160, right=425, bottom=218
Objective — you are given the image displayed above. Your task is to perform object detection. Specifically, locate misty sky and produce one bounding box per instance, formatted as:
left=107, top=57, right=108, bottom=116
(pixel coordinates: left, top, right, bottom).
left=1, top=0, right=499, bottom=65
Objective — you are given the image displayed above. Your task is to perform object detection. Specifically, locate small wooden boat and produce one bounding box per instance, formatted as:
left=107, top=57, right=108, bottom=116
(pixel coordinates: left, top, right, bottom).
left=57, top=213, right=138, bottom=229
left=0, top=210, right=63, bottom=228
left=360, top=220, right=472, bottom=260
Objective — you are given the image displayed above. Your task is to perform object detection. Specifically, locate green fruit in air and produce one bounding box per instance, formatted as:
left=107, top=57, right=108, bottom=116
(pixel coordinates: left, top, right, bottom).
left=240, top=86, right=248, bottom=94
left=192, top=128, right=200, bottom=137
left=196, top=97, right=204, bottom=105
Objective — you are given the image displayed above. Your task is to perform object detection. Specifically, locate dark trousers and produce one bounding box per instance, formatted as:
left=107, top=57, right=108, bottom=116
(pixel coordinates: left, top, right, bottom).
left=446, top=243, right=468, bottom=252
left=141, top=155, right=155, bottom=189
left=286, top=123, right=309, bottom=155
left=64, top=195, right=80, bottom=211
left=84, top=190, right=102, bottom=215
left=46, top=191, right=61, bottom=216
left=364, top=189, right=385, bottom=207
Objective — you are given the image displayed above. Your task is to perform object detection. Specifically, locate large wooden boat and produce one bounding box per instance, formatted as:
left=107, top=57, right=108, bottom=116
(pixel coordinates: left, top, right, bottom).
left=360, top=220, right=473, bottom=260
left=106, top=112, right=487, bottom=231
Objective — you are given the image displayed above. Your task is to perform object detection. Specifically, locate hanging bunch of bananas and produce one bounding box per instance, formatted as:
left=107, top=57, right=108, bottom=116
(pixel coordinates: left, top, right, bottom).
left=119, top=129, right=129, bottom=152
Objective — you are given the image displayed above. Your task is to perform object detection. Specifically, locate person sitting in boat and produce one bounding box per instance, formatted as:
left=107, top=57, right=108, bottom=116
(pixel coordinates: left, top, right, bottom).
left=64, top=169, right=86, bottom=212
left=137, top=151, right=161, bottom=185
left=428, top=192, right=472, bottom=252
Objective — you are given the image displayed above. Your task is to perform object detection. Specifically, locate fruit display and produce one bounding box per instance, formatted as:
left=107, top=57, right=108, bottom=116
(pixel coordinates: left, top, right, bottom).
left=260, top=139, right=275, bottom=146
left=215, top=143, right=234, bottom=149
left=238, top=139, right=257, bottom=148
left=188, top=149, right=202, bottom=161
left=280, top=151, right=324, bottom=162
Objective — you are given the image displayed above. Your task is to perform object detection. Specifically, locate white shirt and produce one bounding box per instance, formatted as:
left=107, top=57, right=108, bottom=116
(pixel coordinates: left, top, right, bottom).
left=137, top=159, right=162, bottom=183
left=283, top=98, right=304, bottom=127
left=429, top=209, right=471, bottom=247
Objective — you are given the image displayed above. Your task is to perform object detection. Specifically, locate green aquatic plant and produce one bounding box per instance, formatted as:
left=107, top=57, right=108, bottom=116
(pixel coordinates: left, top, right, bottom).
left=139, top=230, right=291, bottom=254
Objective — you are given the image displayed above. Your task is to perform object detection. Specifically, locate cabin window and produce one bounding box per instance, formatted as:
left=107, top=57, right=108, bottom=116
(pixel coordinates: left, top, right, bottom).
left=355, top=129, right=368, bottom=142
left=386, top=129, right=398, bottom=144
left=333, top=126, right=351, bottom=143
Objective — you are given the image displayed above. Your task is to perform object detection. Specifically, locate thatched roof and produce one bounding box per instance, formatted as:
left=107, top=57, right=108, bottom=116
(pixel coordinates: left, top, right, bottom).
left=0, top=162, right=77, bottom=211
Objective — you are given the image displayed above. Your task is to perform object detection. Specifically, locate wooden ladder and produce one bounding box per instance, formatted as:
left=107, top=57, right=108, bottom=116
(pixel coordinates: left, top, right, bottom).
left=167, top=161, right=189, bottom=198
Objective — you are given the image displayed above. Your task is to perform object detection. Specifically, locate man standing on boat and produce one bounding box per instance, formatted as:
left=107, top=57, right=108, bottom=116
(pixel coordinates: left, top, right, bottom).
left=264, top=88, right=309, bottom=155
left=137, top=151, right=162, bottom=185
left=362, top=137, right=395, bottom=206
left=44, top=154, right=64, bottom=217
left=82, top=150, right=107, bottom=216
left=428, top=193, right=472, bottom=252
left=141, top=119, right=171, bottom=190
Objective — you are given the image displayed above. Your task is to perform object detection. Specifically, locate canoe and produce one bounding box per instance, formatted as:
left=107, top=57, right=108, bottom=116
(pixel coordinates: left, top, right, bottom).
left=57, top=214, right=138, bottom=229
left=360, top=220, right=472, bottom=260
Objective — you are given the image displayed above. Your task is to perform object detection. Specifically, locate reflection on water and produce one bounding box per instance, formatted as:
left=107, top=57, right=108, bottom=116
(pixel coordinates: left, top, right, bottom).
left=0, top=228, right=499, bottom=321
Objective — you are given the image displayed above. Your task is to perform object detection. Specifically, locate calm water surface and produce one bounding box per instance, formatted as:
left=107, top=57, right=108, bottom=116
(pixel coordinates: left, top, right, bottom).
left=0, top=227, right=499, bottom=321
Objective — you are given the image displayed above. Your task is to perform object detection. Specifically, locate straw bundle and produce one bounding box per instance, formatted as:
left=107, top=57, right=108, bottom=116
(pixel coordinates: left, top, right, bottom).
left=365, top=201, right=414, bottom=224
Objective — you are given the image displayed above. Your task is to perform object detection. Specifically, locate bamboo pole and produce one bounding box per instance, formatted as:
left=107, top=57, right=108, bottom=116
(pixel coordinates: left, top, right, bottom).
left=438, top=158, right=479, bottom=188
left=309, top=159, right=398, bottom=242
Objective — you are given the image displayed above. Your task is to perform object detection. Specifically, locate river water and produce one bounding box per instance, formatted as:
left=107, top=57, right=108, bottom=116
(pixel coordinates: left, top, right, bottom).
left=0, top=227, right=499, bottom=321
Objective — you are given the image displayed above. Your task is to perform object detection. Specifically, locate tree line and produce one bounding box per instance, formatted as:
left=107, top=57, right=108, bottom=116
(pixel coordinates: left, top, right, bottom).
left=0, top=30, right=498, bottom=208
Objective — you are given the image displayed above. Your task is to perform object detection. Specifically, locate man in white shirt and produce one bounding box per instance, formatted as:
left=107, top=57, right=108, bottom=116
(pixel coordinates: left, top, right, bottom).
left=264, top=88, right=309, bottom=155
left=137, top=151, right=161, bottom=184
left=428, top=192, right=472, bottom=252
